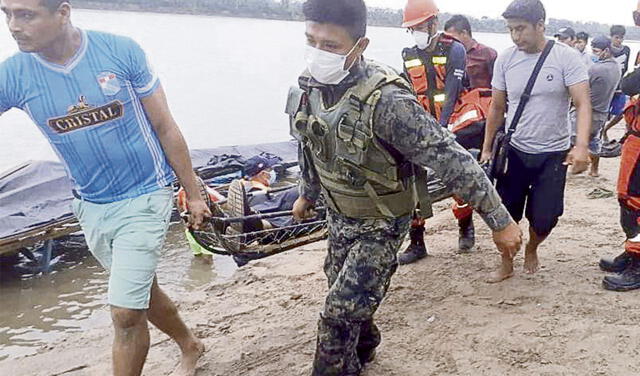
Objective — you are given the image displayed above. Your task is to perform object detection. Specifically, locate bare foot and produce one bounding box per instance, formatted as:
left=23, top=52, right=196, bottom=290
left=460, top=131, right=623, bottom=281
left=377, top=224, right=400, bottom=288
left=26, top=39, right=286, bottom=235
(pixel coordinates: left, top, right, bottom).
left=589, top=171, right=600, bottom=178
left=172, top=337, right=205, bottom=376
left=487, top=254, right=514, bottom=283
left=523, top=248, right=539, bottom=274
left=200, top=254, right=213, bottom=265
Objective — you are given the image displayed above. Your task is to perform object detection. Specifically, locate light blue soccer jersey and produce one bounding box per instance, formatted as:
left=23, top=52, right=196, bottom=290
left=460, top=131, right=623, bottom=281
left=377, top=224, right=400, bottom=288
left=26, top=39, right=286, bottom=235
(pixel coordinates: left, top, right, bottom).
left=0, top=30, right=175, bottom=203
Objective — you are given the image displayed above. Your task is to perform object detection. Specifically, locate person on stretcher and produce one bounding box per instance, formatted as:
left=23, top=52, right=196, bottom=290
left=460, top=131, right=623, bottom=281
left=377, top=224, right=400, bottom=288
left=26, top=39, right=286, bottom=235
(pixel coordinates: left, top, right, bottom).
left=227, top=155, right=303, bottom=233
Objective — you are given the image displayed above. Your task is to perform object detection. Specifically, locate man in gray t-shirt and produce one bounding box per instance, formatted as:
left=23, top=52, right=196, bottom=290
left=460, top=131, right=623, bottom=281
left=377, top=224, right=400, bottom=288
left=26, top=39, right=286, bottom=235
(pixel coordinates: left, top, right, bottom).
left=491, top=40, right=588, bottom=154
left=571, top=35, right=621, bottom=177
left=480, top=0, right=591, bottom=283
left=589, top=51, right=622, bottom=114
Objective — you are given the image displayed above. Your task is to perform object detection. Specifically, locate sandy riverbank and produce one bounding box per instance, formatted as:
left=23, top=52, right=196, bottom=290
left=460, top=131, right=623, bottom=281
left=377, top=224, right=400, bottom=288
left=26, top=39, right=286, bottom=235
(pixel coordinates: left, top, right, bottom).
left=3, top=134, right=640, bottom=375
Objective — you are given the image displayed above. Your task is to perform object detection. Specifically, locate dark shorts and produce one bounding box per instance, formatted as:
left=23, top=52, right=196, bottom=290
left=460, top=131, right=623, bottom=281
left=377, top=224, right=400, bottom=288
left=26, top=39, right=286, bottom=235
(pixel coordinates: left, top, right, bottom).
left=609, top=92, right=628, bottom=117
left=496, top=147, right=569, bottom=236
left=250, top=187, right=299, bottom=228
left=249, top=187, right=321, bottom=244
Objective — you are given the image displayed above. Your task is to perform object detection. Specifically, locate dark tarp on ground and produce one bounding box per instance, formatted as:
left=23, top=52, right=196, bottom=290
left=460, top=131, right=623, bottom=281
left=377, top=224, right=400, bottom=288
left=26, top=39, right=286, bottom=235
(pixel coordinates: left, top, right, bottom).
left=189, top=140, right=297, bottom=169
left=0, top=161, right=74, bottom=239
left=190, top=141, right=298, bottom=183
left=0, top=141, right=299, bottom=240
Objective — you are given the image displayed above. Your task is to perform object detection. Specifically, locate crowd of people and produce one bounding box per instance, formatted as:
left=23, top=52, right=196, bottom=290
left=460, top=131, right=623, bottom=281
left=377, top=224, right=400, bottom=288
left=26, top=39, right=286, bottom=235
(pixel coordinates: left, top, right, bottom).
left=2, top=0, right=640, bottom=375
left=291, top=0, right=640, bottom=374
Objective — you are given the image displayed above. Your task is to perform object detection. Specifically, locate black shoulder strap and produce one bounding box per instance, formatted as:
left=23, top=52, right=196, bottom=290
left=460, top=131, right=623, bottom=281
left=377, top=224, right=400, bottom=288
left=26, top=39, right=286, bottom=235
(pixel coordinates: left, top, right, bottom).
left=507, top=40, right=555, bottom=134
left=298, top=74, right=312, bottom=93
left=424, top=60, right=438, bottom=115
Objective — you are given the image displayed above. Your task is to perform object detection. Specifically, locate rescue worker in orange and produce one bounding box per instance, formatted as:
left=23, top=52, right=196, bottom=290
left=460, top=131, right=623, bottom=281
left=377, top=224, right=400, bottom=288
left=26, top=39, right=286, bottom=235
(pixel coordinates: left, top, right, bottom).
left=599, top=0, right=640, bottom=291
left=398, top=0, right=474, bottom=264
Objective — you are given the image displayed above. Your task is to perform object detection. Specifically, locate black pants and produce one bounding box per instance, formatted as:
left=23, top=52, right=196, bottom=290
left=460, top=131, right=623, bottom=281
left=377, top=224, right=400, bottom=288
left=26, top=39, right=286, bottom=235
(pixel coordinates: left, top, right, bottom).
left=496, top=147, right=569, bottom=237
left=620, top=202, right=640, bottom=239
left=455, top=121, right=485, bottom=151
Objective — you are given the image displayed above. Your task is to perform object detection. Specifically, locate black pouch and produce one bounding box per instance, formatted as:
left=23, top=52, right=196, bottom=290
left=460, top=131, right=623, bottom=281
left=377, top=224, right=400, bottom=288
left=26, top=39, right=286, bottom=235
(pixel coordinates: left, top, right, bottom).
left=489, top=131, right=511, bottom=179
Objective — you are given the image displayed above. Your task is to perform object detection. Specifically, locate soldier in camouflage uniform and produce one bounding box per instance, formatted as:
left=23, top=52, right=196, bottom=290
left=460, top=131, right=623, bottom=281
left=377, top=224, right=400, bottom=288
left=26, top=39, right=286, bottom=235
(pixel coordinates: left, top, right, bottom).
left=288, top=1, right=523, bottom=375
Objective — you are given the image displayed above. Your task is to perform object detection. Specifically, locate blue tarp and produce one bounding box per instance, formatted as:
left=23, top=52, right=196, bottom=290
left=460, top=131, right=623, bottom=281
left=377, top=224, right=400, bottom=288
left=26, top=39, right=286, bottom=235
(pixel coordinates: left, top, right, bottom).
left=0, top=141, right=299, bottom=239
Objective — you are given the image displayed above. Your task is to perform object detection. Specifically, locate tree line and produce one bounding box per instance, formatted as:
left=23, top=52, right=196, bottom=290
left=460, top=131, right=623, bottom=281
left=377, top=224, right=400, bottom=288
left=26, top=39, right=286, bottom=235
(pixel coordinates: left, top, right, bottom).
left=74, top=0, right=640, bottom=40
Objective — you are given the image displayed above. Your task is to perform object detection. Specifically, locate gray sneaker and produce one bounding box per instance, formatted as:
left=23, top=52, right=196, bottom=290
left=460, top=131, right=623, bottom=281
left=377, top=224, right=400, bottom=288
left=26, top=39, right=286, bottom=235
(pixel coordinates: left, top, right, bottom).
left=227, top=180, right=249, bottom=233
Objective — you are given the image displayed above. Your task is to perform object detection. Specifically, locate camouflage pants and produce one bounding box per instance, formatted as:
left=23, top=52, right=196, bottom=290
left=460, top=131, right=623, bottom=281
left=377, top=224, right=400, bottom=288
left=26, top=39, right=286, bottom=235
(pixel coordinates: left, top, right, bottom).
left=312, top=210, right=410, bottom=376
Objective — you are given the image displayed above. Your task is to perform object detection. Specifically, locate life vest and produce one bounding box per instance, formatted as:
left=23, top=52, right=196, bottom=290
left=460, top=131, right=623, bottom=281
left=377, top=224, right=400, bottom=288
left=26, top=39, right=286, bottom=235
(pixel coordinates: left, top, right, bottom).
left=618, top=97, right=640, bottom=210
left=448, top=87, right=492, bottom=133
left=402, top=33, right=457, bottom=121
left=286, top=60, right=432, bottom=220
left=403, top=34, right=491, bottom=134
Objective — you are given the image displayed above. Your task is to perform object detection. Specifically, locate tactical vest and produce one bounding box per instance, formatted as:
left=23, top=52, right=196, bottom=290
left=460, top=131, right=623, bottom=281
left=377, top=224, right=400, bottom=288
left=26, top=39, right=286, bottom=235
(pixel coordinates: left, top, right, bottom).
left=402, top=34, right=456, bottom=121
left=286, top=61, right=431, bottom=219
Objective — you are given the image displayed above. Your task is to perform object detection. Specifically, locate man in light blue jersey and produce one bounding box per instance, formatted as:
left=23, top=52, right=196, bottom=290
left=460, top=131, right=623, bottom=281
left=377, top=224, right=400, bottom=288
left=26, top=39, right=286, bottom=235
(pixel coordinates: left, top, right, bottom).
left=0, top=1, right=208, bottom=375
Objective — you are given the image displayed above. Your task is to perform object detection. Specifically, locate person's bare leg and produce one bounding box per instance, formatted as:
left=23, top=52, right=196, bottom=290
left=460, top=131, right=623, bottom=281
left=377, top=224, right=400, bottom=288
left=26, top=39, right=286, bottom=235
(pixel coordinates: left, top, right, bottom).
left=524, top=227, right=547, bottom=274
left=589, top=154, right=600, bottom=177
left=487, top=253, right=515, bottom=283
left=148, top=279, right=204, bottom=376
left=112, top=307, right=150, bottom=376
left=603, top=113, right=623, bottom=136
left=198, top=254, right=214, bottom=265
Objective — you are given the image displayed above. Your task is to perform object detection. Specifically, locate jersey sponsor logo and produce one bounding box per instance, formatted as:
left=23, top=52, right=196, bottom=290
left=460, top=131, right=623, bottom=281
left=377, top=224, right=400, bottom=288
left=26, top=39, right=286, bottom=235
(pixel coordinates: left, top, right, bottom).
left=97, top=72, right=122, bottom=96
left=47, top=96, right=124, bottom=134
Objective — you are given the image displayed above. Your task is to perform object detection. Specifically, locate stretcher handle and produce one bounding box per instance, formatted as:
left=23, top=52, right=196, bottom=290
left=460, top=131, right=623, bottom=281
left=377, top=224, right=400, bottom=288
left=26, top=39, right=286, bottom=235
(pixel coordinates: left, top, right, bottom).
left=212, top=206, right=326, bottom=224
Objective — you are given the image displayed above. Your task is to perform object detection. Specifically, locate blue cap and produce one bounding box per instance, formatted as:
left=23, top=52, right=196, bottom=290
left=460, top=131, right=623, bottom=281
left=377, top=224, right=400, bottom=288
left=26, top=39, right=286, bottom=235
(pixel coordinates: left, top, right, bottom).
left=243, top=156, right=274, bottom=178
left=591, top=35, right=611, bottom=50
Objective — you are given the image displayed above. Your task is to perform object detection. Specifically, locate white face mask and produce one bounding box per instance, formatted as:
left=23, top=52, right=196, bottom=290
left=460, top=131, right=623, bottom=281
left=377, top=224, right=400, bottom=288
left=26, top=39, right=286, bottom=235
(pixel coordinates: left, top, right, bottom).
left=304, top=40, right=361, bottom=85
left=413, top=30, right=434, bottom=50
left=592, top=50, right=607, bottom=62
left=268, top=169, right=277, bottom=185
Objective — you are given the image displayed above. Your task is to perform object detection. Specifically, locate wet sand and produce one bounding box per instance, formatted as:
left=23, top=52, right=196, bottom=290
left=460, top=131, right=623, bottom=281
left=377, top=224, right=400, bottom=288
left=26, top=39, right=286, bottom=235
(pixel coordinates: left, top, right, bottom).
left=2, top=129, right=639, bottom=375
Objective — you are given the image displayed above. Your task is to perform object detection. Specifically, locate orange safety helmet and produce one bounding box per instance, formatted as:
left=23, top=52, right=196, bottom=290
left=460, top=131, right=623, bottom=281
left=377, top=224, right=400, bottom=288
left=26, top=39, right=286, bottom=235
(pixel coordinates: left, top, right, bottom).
left=402, top=0, right=439, bottom=28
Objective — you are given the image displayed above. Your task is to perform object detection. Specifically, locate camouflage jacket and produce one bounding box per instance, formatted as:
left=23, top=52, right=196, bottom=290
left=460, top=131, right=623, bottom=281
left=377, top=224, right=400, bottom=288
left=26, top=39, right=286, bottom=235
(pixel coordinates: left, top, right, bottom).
left=297, top=59, right=512, bottom=231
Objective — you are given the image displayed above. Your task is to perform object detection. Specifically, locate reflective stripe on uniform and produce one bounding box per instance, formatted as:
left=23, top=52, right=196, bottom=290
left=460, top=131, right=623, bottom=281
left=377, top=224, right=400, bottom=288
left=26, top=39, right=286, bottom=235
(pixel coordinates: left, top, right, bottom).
left=449, top=109, right=479, bottom=130
left=433, top=93, right=446, bottom=103
left=404, top=59, right=423, bottom=69
left=432, top=56, right=447, bottom=65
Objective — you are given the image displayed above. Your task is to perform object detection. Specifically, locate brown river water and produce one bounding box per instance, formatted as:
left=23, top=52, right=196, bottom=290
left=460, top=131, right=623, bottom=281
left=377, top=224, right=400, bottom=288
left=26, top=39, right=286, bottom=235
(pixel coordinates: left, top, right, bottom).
left=0, top=224, right=238, bottom=361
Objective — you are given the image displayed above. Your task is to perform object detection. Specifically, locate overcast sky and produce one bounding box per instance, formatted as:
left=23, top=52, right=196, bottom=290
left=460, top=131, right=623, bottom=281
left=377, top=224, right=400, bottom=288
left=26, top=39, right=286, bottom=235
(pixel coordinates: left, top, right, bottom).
left=364, top=0, right=638, bottom=26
